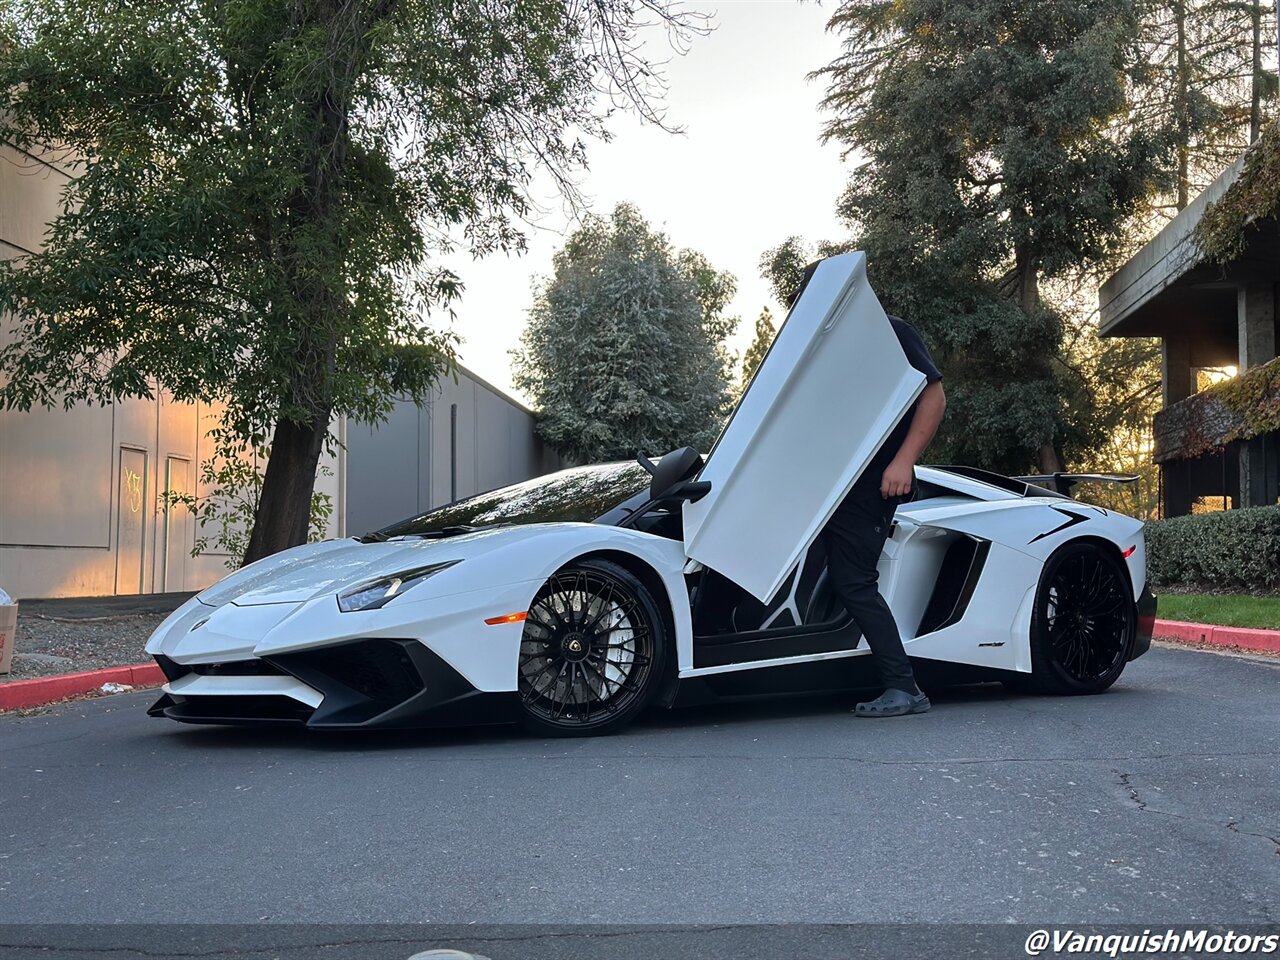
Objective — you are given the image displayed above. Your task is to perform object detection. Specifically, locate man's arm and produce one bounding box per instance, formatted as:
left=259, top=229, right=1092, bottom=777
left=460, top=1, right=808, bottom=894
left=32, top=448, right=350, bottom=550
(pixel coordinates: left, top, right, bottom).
left=881, top=381, right=946, bottom=498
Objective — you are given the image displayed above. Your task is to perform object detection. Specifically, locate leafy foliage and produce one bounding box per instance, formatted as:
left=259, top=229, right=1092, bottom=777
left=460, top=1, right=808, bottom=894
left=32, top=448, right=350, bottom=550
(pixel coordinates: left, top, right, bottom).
left=1061, top=329, right=1162, bottom=517
left=1145, top=504, right=1280, bottom=590
left=1196, top=120, right=1280, bottom=261
left=513, top=203, right=736, bottom=463
left=739, top=307, right=776, bottom=394
left=0, top=0, right=704, bottom=561
left=794, top=0, right=1170, bottom=474
left=1153, top=354, right=1280, bottom=462
left=1134, top=0, right=1277, bottom=213
left=164, top=436, right=334, bottom=568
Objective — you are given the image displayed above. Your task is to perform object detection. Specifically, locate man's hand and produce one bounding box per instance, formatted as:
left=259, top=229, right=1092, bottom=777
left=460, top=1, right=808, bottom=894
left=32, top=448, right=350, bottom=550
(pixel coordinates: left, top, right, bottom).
left=880, top=457, right=914, bottom=499
left=879, top=381, right=945, bottom=499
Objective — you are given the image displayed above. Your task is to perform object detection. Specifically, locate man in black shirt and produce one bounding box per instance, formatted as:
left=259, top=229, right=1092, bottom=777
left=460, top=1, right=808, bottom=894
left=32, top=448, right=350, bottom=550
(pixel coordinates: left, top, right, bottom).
left=786, top=265, right=946, bottom=717
left=823, top=315, right=945, bottom=717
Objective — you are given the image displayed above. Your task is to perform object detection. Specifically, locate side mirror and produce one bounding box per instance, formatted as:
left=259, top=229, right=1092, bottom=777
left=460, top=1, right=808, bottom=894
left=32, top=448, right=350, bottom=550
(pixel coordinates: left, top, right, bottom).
left=637, top=446, right=706, bottom=502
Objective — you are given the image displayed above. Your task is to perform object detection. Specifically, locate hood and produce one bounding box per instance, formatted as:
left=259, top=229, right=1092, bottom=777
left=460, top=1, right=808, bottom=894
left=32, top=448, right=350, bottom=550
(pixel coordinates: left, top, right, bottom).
left=197, top=526, right=532, bottom=607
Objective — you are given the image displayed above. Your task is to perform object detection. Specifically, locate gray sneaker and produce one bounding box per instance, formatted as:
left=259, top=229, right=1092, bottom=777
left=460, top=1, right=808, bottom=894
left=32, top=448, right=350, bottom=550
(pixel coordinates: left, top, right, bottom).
left=854, top=687, right=931, bottom=717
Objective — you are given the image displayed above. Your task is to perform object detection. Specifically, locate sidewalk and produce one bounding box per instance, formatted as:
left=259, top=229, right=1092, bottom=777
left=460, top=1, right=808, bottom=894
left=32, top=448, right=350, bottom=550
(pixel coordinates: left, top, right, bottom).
left=1, top=592, right=193, bottom=708
left=16, top=591, right=195, bottom=620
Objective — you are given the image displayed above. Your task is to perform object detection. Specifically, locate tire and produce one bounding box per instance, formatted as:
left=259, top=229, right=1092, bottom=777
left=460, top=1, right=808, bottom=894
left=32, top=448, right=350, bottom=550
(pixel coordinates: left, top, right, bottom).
left=1027, top=541, right=1136, bottom=695
left=516, top=558, right=668, bottom=737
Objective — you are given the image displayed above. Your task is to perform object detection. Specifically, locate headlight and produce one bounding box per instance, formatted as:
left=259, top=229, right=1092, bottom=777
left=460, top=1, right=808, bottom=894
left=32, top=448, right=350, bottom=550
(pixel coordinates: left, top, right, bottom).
left=336, top=560, right=461, bottom=612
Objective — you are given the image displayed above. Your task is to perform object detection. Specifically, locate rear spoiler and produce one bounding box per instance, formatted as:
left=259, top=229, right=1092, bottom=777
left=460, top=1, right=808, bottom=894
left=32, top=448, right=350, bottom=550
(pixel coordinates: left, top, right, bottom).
left=1014, top=472, right=1139, bottom=497
left=936, top=465, right=1138, bottom=499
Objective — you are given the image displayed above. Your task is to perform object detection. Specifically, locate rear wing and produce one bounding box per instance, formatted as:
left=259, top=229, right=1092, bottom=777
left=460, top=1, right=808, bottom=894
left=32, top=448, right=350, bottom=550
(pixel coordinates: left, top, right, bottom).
left=934, top=465, right=1138, bottom=499
left=1014, top=472, right=1139, bottom=497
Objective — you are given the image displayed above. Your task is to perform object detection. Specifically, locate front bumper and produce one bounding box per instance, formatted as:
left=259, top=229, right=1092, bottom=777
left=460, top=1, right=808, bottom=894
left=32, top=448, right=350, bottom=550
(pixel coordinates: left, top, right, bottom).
left=148, top=638, right=516, bottom=729
left=1131, top=585, right=1157, bottom=661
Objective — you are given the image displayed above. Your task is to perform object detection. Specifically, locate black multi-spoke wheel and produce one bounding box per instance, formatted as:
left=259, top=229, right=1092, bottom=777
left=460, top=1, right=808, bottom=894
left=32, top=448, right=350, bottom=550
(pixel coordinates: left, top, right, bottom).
left=1027, top=541, right=1135, bottom=694
left=517, top=558, right=667, bottom=736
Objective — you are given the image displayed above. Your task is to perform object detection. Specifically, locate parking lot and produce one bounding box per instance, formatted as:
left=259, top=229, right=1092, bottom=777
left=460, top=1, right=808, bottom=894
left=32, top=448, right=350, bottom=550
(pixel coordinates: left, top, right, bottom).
left=0, top=643, right=1276, bottom=956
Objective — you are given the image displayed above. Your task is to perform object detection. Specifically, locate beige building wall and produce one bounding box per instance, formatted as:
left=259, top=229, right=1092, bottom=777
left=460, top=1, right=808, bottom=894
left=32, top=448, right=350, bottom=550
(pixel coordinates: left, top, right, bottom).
left=0, top=142, right=344, bottom=599
left=0, top=142, right=556, bottom=600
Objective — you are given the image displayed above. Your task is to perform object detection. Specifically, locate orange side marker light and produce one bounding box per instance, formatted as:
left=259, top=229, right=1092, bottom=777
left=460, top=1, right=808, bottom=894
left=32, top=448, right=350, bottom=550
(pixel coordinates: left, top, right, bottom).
left=484, top=611, right=528, bottom=626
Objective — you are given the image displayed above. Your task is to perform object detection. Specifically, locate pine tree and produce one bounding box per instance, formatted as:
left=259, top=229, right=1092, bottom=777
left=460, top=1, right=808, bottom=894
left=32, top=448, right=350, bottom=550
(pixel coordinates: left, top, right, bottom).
left=513, top=204, right=736, bottom=463
left=739, top=307, right=776, bottom=393
left=809, top=0, right=1168, bottom=474
left=1133, top=0, right=1278, bottom=214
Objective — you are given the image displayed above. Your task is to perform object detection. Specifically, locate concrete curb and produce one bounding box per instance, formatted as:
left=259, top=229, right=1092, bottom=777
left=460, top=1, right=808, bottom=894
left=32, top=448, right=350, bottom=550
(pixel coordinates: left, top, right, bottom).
left=1154, top=618, right=1280, bottom=655
left=0, top=663, right=164, bottom=712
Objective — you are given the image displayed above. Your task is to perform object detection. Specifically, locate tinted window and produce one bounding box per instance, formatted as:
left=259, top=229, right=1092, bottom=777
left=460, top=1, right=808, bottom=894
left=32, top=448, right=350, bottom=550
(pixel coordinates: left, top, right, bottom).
left=373, top=462, right=651, bottom=537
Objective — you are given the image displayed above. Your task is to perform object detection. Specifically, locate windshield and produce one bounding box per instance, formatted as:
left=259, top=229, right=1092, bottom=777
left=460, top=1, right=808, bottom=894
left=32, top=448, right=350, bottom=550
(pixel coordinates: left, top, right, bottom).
left=372, top=462, right=651, bottom=538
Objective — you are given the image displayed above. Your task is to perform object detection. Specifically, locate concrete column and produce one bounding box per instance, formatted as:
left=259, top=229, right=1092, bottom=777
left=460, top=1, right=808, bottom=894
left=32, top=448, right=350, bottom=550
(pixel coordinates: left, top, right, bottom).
left=1238, top=282, right=1278, bottom=507
left=1161, top=335, right=1193, bottom=405
left=1161, top=461, right=1192, bottom=517
left=1237, top=281, right=1276, bottom=371
left=1239, top=434, right=1279, bottom=508
left=1159, top=334, right=1195, bottom=516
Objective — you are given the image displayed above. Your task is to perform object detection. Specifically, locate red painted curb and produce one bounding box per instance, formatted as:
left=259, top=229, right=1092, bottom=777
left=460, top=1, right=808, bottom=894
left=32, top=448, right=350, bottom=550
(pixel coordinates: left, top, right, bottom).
left=1154, top=619, right=1280, bottom=655
left=0, top=662, right=164, bottom=712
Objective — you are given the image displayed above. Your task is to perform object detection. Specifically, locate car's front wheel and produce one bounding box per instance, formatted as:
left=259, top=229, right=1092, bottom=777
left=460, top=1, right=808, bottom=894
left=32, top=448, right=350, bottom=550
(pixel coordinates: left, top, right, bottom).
left=516, top=558, right=667, bottom=737
left=1027, top=541, right=1136, bottom=694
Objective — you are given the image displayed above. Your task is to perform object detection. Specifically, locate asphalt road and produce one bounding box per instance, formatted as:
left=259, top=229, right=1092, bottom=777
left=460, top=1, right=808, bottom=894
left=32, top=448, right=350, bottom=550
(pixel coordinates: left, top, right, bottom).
left=0, top=643, right=1276, bottom=950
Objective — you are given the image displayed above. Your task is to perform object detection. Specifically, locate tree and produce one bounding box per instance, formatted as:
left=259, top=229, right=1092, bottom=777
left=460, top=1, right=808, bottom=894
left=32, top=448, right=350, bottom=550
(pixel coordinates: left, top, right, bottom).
left=0, top=0, right=705, bottom=563
left=807, top=0, right=1168, bottom=474
left=513, top=203, right=736, bottom=463
left=739, top=307, right=776, bottom=393
left=1132, top=0, right=1278, bottom=213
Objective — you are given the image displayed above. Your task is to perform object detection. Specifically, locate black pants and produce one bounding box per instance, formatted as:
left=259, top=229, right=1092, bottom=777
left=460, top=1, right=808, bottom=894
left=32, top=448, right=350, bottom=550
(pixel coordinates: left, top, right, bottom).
left=820, top=482, right=918, bottom=694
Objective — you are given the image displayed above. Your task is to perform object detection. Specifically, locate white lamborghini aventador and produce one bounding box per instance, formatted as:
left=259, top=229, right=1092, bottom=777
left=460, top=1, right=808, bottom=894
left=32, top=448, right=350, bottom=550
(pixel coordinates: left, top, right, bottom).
left=146, top=252, right=1157, bottom=736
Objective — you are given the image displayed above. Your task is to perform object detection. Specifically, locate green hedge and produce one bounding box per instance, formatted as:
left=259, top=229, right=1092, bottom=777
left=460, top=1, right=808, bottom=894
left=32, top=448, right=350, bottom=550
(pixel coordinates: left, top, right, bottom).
left=1145, top=505, right=1280, bottom=591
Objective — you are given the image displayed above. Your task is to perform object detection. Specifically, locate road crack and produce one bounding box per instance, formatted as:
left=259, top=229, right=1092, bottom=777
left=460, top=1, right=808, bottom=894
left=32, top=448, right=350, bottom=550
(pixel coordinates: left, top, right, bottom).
left=1116, top=770, right=1280, bottom=858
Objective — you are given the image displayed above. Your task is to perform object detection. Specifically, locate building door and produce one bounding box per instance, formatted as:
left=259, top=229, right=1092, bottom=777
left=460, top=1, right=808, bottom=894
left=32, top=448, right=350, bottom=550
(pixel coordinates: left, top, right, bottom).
left=162, top=456, right=192, bottom=593
left=115, top=447, right=148, bottom=595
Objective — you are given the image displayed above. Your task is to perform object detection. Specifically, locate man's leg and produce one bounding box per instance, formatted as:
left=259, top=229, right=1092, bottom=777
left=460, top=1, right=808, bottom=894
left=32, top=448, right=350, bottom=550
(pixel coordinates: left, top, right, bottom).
left=820, top=485, right=919, bottom=695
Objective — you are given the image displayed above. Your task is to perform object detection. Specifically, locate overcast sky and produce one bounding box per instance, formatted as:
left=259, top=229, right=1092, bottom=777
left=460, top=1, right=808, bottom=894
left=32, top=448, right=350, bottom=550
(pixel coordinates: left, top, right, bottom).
left=442, top=0, right=850, bottom=404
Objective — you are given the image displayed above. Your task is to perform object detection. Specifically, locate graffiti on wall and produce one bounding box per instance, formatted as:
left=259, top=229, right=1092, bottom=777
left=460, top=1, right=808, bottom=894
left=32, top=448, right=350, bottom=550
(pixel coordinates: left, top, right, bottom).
left=122, top=465, right=144, bottom=514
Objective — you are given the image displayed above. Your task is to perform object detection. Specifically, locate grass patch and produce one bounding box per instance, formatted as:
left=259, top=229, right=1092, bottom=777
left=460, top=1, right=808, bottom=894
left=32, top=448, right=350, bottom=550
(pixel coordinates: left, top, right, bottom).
left=1157, top=592, right=1280, bottom=630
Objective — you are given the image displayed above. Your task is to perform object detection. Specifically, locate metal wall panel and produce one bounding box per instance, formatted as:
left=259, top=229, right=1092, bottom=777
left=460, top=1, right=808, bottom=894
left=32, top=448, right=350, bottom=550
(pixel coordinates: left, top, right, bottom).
left=344, top=404, right=421, bottom=535
left=347, top=366, right=561, bottom=531
left=114, top=447, right=149, bottom=595
left=161, top=456, right=193, bottom=592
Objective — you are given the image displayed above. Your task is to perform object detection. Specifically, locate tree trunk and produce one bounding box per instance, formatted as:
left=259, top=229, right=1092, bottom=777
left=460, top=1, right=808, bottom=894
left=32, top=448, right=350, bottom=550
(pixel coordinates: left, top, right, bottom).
left=1014, top=241, right=1040, bottom=315
left=239, top=0, right=364, bottom=565
left=242, top=411, right=332, bottom=564
left=1035, top=442, right=1065, bottom=476
left=1174, top=0, right=1190, bottom=210
left=1014, top=239, right=1066, bottom=477
left=1250, top=0, right=1263, bottom=143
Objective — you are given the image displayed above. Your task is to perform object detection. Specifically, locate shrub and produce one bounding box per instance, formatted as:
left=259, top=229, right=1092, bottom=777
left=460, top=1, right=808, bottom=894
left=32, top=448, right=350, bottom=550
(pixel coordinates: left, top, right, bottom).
left=1145, top=505, right=1280, bottom=591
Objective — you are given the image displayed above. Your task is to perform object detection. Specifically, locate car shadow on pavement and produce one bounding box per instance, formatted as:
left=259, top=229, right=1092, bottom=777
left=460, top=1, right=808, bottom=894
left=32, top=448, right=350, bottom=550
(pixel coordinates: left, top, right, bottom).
left=147, top=679, right=1096, bottom=753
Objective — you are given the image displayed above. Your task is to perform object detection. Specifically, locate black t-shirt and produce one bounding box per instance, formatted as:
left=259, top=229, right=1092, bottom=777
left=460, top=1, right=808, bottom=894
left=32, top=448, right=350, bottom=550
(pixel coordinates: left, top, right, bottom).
left=854, top=316, right=943, bottom=491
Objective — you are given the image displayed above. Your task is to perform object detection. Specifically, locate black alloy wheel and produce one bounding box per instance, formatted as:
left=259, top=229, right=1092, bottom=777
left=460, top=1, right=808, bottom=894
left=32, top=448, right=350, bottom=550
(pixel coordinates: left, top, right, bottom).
left=1028, top=541, right=1135, bottom=694
left=517, top=558, right=667, bottom=736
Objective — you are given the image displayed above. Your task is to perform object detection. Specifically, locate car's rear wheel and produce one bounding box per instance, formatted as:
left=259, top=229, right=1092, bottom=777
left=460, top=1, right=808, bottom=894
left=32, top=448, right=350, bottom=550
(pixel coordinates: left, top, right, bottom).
left=517, top=558, right=667, bottom=737
left=1027, top=541, right=1135, bottom=694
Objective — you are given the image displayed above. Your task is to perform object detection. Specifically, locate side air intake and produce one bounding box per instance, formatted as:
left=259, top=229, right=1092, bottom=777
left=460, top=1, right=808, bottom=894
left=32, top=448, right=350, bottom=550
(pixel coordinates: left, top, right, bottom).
left=917, top=535, right=991, bottom=636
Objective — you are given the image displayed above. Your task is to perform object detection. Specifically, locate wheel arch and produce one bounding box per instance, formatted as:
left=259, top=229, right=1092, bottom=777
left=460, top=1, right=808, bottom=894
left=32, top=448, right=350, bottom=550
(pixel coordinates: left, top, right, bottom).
left=567, top=549, right=682, bottom=708
left=1057, top=534, right=1135, bottom=596
left=1030, top=535, right=1138, bottom=692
